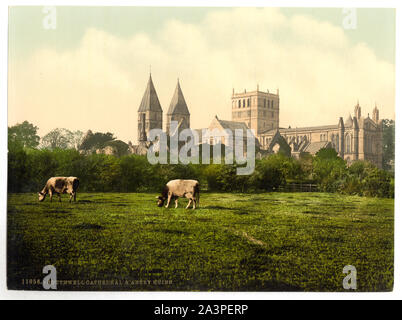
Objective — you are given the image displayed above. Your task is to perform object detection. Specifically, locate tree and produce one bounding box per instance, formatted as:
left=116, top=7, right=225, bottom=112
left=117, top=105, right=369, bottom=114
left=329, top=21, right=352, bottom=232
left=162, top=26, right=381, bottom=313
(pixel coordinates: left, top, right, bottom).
left=41, top=128, right=73, bottom=150
left=382, top=119, right=395, bottom=171
left=315, top=148, right=339, bottom=160
left=8, top=121, right=40, bottom=149
left=313, top=148, right=347, bottom=192
left=103, top=140, right=129, bottom=157
left=79, top=130, right=116, bottom=152
left=250, top=157, right=285, bottom=191
left=69, top=130, right=84, bottom=150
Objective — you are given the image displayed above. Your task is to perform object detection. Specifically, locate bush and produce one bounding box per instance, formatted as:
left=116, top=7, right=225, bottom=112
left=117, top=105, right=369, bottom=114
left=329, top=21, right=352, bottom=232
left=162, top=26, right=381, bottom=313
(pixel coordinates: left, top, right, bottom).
left=250, top=158, right=285, bottom=191
left=6, top=147, right=394, bottom=198
left=312, top=149, right=347, bottom=192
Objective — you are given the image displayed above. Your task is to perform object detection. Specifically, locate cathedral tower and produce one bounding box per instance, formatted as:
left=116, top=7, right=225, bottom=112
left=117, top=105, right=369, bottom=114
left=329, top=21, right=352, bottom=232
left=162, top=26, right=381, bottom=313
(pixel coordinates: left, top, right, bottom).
left=137, top=74, right=163, bottom=143
left=166, top=79, right=190, bottom=135
left=231, top=85, right=280, bottom=135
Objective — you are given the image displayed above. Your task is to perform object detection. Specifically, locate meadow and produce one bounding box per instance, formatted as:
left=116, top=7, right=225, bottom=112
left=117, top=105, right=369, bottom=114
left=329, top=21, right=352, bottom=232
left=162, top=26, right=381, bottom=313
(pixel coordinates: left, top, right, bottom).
left=7, top=192, right=394, bottom=291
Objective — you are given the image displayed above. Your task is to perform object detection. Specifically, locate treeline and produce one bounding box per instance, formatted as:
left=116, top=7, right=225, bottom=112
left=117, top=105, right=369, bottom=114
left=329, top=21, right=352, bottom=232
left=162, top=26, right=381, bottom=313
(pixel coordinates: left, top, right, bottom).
left=8, top=146, right=394, bottom=198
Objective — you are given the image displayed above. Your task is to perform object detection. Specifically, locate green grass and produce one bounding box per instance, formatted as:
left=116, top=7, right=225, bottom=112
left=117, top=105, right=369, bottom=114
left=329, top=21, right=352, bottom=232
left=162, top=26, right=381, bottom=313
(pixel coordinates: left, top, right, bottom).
left=7, top=192, right=394, bottom=291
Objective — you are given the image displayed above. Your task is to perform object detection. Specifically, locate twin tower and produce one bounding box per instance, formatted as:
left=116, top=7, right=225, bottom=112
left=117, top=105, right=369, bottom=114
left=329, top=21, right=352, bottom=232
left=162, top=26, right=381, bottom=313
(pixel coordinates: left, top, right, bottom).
left=138, top=74, right=190, bottom=143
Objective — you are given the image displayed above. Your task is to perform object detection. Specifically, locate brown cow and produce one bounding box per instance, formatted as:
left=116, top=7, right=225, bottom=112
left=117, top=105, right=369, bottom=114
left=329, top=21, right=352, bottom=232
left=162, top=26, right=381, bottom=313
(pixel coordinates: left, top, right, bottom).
left=38, top=177, right=79, bottom=203
left=157, top=179, right=200, bottom=209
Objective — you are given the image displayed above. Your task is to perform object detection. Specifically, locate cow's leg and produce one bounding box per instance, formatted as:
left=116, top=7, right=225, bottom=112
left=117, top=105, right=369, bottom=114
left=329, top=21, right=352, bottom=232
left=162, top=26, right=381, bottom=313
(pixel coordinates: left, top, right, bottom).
left=175, top=198, right=178, bottom=209
left=185, top=199, right=192, bottom=209
left=69, top=193, right=73, bottom=203
left=165, top=193, right=172, bottom=208
left=192, top=197, right=196, bottom=210
left=49, top=191, right=53, bottom=202
left=73, top=192, right=77, bottom=202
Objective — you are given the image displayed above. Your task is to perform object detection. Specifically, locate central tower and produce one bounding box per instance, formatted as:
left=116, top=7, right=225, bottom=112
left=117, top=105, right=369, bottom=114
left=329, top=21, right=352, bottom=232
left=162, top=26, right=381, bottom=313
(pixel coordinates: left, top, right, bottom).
left=231, top=86, right=280, bottom=135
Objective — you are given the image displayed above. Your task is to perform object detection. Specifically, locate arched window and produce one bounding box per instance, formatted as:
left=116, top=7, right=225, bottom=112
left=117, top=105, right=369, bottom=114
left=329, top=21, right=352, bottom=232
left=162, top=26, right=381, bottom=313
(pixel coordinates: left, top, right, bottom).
left=247, top=99, right=250, bottom=107
left=264, top=99, right=266, bottom=107
left=336, top=134, right=339, bottom=152
left=346, top=134, right=351, bottom=153
left=243, top=99, right=245, bottom=108
left=238, top=100, right=241, bottom=108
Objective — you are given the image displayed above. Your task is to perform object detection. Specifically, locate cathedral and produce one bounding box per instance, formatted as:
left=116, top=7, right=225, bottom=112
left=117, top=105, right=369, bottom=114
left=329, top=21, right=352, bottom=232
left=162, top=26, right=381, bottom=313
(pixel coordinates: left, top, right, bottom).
left=136, top=74, right=383, bottom=168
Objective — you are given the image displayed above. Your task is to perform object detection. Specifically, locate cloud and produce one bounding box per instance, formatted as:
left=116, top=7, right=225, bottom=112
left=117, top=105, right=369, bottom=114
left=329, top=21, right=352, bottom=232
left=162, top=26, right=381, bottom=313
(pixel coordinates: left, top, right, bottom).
left=8, top=7, right=395, bottom=142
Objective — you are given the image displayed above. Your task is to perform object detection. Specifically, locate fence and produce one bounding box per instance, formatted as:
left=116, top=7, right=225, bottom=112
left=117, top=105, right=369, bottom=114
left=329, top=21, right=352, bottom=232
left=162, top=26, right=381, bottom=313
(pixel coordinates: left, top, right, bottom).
left=276, top=183, right=318, bottom=192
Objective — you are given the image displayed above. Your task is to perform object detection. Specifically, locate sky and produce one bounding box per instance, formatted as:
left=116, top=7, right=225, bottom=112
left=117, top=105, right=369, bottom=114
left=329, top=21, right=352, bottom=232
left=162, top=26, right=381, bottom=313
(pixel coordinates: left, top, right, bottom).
left=8, top=6, right=396, bottom=143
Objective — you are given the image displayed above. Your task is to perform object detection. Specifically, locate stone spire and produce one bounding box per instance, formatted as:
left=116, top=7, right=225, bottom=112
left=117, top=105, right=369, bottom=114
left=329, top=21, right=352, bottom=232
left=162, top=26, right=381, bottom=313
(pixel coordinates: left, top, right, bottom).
left=138, top=74, right=163, bottom=113
left=354, top=100, right=361, bottom=119
left=167, top=79, right=190, bottom=116
left=165, top=78, right=190, bottom=135
left=137, top=74, right=163, bottom=143
left=373, top=103, right=379, bottom=123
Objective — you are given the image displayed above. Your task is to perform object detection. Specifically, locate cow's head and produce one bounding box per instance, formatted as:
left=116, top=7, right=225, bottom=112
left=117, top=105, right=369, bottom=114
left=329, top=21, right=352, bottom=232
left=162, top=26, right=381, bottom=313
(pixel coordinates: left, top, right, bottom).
left=38, top=192, right=46, bottom=202
left=156, top=196, right=165, bottom=207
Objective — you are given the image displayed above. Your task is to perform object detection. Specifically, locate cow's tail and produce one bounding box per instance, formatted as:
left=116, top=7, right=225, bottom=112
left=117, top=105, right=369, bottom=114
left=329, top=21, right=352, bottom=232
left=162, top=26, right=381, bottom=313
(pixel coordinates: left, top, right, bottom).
left=73, top=178, right=80, bottom=191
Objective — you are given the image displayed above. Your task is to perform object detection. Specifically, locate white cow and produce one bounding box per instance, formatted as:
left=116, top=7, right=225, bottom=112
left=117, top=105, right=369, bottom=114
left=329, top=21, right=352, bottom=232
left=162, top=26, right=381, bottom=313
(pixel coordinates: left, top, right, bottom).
left=38, top=177, right=79, bottom=203
left=157, top=179, right=200, bottom=209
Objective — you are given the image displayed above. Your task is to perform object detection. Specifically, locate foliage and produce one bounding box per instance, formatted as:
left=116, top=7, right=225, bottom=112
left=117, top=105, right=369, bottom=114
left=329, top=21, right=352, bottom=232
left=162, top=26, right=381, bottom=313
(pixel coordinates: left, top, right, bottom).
left=250, top=157, right=285, bottom=191
left=41, top=128, right=73, bottom=150
left=7, top=147, right=394, bottom=198
left=382, top=119, right=395, bottom=171
left=79, top=130, right=116, bottom=152
left=313, top=148, right=347, bottom=192
left=8, top=121, right=40, bottom=149
left=103, top=140, right=130, bottom=157
left=339, top=161, right=393, bottom=198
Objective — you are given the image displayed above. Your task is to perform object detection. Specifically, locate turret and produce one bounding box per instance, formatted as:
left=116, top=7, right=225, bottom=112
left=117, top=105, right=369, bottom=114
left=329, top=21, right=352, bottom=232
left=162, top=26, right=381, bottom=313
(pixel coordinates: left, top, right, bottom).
left=354, top=101, right=361, bottom=120
left=373, top=104, right=379, bottom=124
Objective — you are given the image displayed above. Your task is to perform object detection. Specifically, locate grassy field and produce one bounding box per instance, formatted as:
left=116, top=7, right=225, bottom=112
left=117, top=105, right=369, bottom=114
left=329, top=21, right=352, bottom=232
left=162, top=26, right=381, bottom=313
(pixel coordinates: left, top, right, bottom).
left=7, top=192, right=394, bottom=291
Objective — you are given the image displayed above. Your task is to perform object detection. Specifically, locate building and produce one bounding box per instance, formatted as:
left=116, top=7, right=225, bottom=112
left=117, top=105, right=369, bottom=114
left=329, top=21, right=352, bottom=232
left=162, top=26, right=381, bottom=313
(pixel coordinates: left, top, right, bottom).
left=135, top=75, right=383, bottom=168
left=231, top=85, right=279, bottom=135
left=166, top=79, right=190, bottom=135
left=259, top=101, right=383, bottom=167
left=137, top=74, right=163, bottom=144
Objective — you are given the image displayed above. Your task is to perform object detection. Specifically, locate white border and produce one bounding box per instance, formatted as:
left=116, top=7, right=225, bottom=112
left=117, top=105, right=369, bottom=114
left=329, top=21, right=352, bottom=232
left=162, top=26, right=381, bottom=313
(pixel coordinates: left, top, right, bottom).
left=1, top=0, right=400, bottom=300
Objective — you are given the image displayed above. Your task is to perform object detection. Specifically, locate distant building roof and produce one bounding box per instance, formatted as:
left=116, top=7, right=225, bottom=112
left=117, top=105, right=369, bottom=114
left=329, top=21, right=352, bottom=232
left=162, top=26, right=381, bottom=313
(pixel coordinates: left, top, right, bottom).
left=302, top=141, right=332, bottom=155
left=216, top=117, right=249, bottom=131
left=262, top=124, right=338, bottom=135
left=138, top=74, right=163, bottom=113
left=345, top=114, right=353, bottom=127
left=167, top=80, right=190, bottom=115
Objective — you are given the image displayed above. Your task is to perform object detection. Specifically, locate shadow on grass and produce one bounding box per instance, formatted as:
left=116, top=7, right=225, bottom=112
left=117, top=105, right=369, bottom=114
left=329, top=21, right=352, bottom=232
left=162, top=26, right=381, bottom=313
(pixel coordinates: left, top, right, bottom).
left=73, top=223, right=105, bottom=230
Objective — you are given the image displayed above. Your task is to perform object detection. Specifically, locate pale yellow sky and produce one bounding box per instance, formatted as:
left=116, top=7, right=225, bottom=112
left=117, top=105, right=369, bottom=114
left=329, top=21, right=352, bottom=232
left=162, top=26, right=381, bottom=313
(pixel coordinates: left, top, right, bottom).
left=8, top=7, right=395, bottom=143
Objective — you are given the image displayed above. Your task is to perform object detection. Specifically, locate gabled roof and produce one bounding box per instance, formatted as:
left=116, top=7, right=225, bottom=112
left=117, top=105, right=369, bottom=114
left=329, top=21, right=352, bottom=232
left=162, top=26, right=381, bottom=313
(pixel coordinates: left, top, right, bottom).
left=345, top=114, right=353, bottom=127
left=167, top=80, right=190, bottom=115
left=216, top=118, right=249, bottom=131
left=138, top=74, right=163, bottom=113
left=302, top=141, right=332, bottom=155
